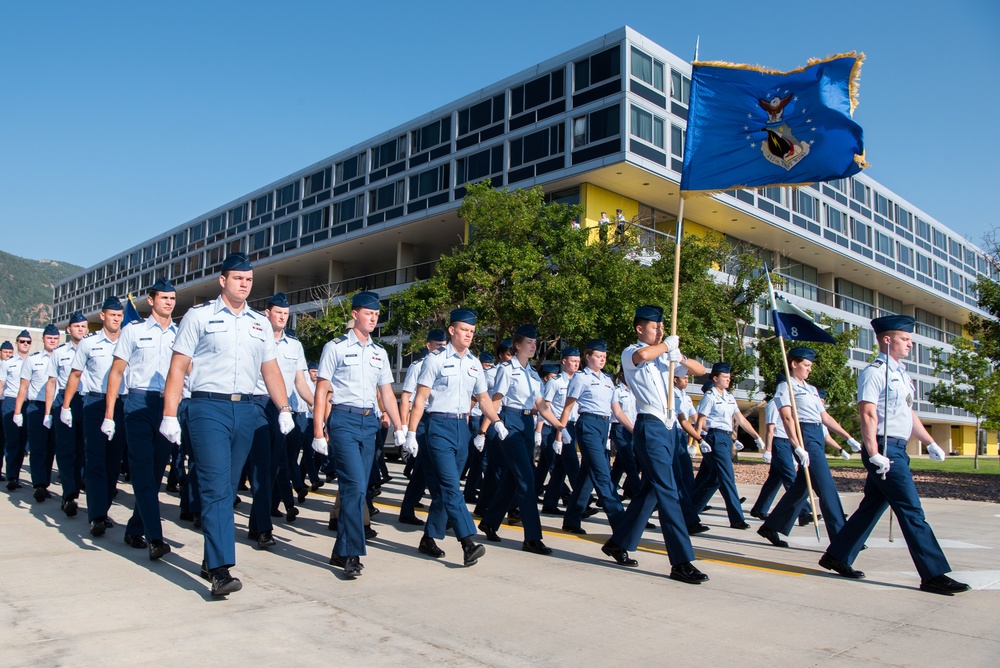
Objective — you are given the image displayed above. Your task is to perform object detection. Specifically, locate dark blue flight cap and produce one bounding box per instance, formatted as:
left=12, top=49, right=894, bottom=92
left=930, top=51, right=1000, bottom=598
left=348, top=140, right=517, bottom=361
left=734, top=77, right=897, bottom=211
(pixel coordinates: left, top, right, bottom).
left=479, top=351, right=495, bottom=364
left=788, top=346, right=816, bottom=361
left=102, top=296, right=124, bottom=311
left=351, top=291, right=380, bottom=310
left=307, top=361, right=318, bottom=370
left=673, top=363, right=689, bottom=377
left=817, top=388, right=828, bottom=399
left=515, top=324, right=537, bottom=339
left=701, top=380, right=714, bottom=393
left=584, top=340, right=607, bottom=353
left=635, top=305, right=664, bottom=322
left=68, top=311, right=88, bottom=325
left=561, top=346, right=580, bottom=358
left=222, top=252, right=252, bottom=272
left=17, top=329, right=31, bottom=340
left=540, top=362, right=561, bottom=376
left=871, top=314, right=915, bottom=335
left=776, top=373, right=786, bottom=385
left=449, top=308, right=478, bottom=325
left=426, top=328, right=447, bottom=342
left=0, top=341, right=11, bottom=351
left=43, top=324, right=60, bottom=336
left=499, top=337, right=512, bottom=349
left=150, top=277, right=175, bottom=293
left=711, top=361, right=731, bottom=375
left=267, top=292, right=290, bottom=308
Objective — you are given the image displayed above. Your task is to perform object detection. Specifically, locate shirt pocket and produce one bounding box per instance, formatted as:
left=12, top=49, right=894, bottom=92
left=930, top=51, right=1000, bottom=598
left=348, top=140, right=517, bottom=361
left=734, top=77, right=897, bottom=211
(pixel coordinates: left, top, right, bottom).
left=136, top=337, right=156, bottom=349
left=204, top=319, right=229, bottom=353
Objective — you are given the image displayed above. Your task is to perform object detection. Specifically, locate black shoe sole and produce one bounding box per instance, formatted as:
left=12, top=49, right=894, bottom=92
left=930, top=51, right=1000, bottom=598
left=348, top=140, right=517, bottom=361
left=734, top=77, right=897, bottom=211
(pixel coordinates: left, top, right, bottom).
left=211, top=578, right=243, bottom=597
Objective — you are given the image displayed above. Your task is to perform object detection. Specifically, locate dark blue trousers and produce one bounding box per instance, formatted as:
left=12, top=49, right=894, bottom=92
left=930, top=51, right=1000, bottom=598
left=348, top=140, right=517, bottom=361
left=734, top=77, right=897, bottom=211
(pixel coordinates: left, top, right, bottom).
left=248, top=397, right=287, bottom=532
left=400, top=416, right=428, bottom=517
left=26, top=401, right=56, bottom=489
left=123, top=393, right=172, bottom=542
left=691, top=429, right=745, bottom=524
left=827, top=438, right=950, bottom=580
left=328, top=409, right=378, bottom=557
left=751, top=437, right=796, bottom=516
left=285, top=412, right=308, bottom=492
left=424, top=415, right=476, bottom=540
left=565, top=414, right=623, bottom=531
left=611, top=415, right=694, bottom=565
left=53, top=394, right=85, bottom=500
left=483, top=410, right=543, bottom=541
left=463, top=415, right=484, bottom=501
left=541, top=420, right=579, bottom=508
left=671, top=426, right=701, bottom=528
left=533, top=423, right=555, bottom=494
left=178, top=400, right=201, bottom=515
left=82, top=395, right=124, bottom=522
left=610, top=423, right=640, bottom=498
left=2, top=396, right=28, bottom=484
left=472, top=424, right=502, bottom=515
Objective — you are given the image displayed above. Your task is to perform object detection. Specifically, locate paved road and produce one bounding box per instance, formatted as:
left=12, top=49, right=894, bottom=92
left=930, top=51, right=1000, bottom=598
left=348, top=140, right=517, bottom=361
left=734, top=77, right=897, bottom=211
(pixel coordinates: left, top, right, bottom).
left=1, top=462, right=997, bottom=666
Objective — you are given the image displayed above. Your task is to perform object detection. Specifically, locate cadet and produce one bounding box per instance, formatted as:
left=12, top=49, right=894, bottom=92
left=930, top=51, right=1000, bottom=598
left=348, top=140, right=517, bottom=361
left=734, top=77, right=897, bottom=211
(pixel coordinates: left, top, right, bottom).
left=159, top=253, right=294, bottom=597
left=609, top=371, right=639, bottom=500
left=463, top=350, right=495, bottom=503
left=62, top=299, right=126, bottom=534
left=671, top=364, right=710, bottom=534
left=47, top=312, right=90, bottom=515
left=2, top=331, right=31, bottom=489
left=311, top=291, right=406, bottom=578
left=819, top=315, right=970, bottom=595
left=749, top=384, right=791, bottom=521
left=539, top=347, right=581, bottom=513
left=104, top=278, right=177, bottom=560
left=404, top=308, right=506, bottom=565
left=0, top=340, right=8, bottom=482
left=471, top=337, right=513, bottom=518
left=602, top=305, right=708, bottom=584
left=13, top=324, right=61, bottom=500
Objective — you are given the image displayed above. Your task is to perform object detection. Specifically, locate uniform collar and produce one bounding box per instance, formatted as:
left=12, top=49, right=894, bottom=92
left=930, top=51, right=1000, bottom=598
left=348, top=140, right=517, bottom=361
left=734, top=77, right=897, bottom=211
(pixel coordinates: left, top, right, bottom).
left=144, top=315, right=176, bottom=332
left=442, top=342, right=470, bottom=359
left=878, top=352, right=903, bottom=373
left=346, top=328, right=375, bottom=349
left=213, top=295, right=253, bottom=318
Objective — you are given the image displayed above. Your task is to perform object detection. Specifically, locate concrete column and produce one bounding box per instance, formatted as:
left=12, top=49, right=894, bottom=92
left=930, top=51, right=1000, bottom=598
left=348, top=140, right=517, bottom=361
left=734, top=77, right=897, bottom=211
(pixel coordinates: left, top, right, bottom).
left=396, top=242, right=414, bottom=285
left=930, top=423, right=952, bottom=455
left=328, top=260, right=344, bottom=285
left=274, top=274, right=289, bottom=294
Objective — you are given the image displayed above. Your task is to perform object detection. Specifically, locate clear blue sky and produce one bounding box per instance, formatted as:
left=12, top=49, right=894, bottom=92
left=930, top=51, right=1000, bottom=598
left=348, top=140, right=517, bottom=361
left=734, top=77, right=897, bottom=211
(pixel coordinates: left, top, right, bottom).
left=2, top=0, right=997, bottom=268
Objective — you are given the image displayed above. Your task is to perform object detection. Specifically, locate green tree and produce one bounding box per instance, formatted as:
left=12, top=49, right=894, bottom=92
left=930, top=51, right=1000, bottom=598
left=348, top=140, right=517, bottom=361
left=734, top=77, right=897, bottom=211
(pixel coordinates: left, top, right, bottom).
left=294, top=288, right=357, bottom=363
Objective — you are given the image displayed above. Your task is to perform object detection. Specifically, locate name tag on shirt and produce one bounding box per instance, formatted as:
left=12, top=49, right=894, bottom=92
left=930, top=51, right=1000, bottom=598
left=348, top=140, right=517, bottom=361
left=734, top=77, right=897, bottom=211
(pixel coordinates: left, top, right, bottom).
left=441, top=364, right=457, bottom=376
left=91, top=346, right=109, bottom=357
left=343, top=353, right=360, bottom=366
left=206, top=320, right=228, bottom=333
left=136, top=337, right=155, bottom=349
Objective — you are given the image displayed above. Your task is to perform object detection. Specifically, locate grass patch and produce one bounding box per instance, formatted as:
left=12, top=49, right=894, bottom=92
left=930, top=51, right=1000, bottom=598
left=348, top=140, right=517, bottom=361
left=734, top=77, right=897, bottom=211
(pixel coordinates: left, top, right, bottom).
left=826, top=455, right=1000, bottom=475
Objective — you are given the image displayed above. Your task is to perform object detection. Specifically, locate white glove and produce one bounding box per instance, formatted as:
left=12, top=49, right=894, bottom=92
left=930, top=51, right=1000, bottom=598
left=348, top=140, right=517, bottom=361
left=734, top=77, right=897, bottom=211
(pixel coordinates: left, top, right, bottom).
left=699, top=441, right=711, bottom=454
left=553, top=439, right=563, bottom=456
left=158, top=416, right=182, bottom=445
left=927, top=442, right=946, bottom=462
left=100, top=418, right=116, bottom=440
left=534, top=432, right=542, bottom=447
left=473, top=434, right=485, bottom=452
left=687, top=444, right=697, bottom=458
left=666, top=348, right=683, bottom=363
left=762, top=450, right=772, bottom=464
left=42, top=415, right=52, bottom=429
left=278, top=411, right=295, bottom=435
left=311, top=437, right=329, bottom=455
left=12, top=413, right=24, bottom=427
left=393, top=429, right=407, bottom=447
left=755, top=436, right=766, bottom=450
left=561, top=428, right=572, bottom=444
left=869, top=453, right=891, bottom=477
left=847, top=437, right=862, bottom=453
left=494, top=422, right=508, bottom=441
left=839, top=449, right=851, bottom=461
left=606, top=438, right=612, bottom=451
left=60, top=406, right=73, bottom=428
left=664, top=335, right=679, bottom=351
left=735, top=441, right=744, bottom=451
left=403, top=431, right=418, bottom=458
left=793, top=446, right=810, bottom=467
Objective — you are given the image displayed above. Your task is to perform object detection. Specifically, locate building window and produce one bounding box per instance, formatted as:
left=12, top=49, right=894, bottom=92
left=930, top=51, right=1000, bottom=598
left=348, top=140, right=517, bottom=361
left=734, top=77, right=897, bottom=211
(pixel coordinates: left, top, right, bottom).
left=875, top=231, right=893, bottom=257
left=302, top=208, right=328, bottom=234
left=456, top=145, right=503, bottom=186
left=189, top=221, right=205, bottom=246
left=933, top=229, right=947, bottom=251
left=850, top=178, right=869, bottom=206
left=273, top=217, right=298, bottom=244
left=933, top=261, right=948, bottom=283
left=572, top=104, right=620, bottom=149
left=630, top=105, right=664, bottom=148
left=229, top=203, right=248, bottom=227
left=964, top=247, right=976, bottom=267
left=828, top=178, right=847, bottom=193
left=510, top=124, right=565, bottom=168
left=458, top=94, right=505, bottom=136
left=897, top=243, right=914, bottom=267
left=305, top=167, right=331, bottom=196
left=835, top=278, right=874, bottom=315
left=369, top=180, right=404, bottom=212
left=409, top=164, right=450, bottom=199
left=276, top=181, right=300, bottom=207
left=411, top=117, right=451, bottom=154
left=128, top=250, right=141, bottom=268
left=371, top=136, right=406, bottom=171
left=670, top=70, right=690, bottom=105
left=851, top=218, right=871, bottom=246
left=207, top=214, right=225, bottom=236
left=670, top=124, right=685, bottom=158
left=252, top=193, right=272, bottom=218
left=171, top=259, right=185, bottom=279
left=758, top=186, right=782, bottom=204
left=916, top=252, right=931, bottom=276
left=335, top=152, right=367, bottom=183
left=511, top=69, right=565, bottom=116
left=874, top=192, right=892, bottom=219
left=188, top=252, right=203, bottom=272
left=793, top=190, right=818, bottom=221
left=879, top=294, right=903, bottom=314
left=949, top=238, right=963, bottom=259
left=916, top=218, right=931, bottom=242
left=333, top=195, right=364, bottom=224
left=825, top=204, right=846, bottom=234
left=143, top=244, right=155, bottom=263
left=895, top=206, right=912, bottom=231
left=156, top=238, right=170, bottom=257
left=574, top=46, right=620, bottom=92
left=630, top=47, right=664, bottom=92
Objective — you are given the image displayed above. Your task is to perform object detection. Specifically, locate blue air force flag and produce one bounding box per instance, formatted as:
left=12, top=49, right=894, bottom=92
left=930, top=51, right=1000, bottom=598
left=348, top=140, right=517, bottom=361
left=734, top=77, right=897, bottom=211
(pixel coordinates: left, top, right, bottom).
left=680, top=53, right=866, bottom=193
left=123, top=294, right=143, bottom=327
left=771, top=292, right=836, bottom=344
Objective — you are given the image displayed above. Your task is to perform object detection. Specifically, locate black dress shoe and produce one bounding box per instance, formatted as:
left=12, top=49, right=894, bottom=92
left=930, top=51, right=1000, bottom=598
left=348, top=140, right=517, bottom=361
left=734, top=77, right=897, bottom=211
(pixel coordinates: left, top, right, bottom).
left=540, top=506, right=565, bottom=516
left=818, top=553, right=866, bottom=579
left=124, top=533, right=147, bottom=549
left=798, top=512, right=822, bottom=526
left=148, top=540, right=171, bottom=561
left=6, top=479, right=21, bottom=490
left=270, top=509, right=283, bottom=518
left=33, top=487, right=48, bottom=502
left=311, top=481, right=326, bottom=491
left=582, top=507, right=600, bottom=519
left=919, top=574, right=970, bottom=595
left=365, top=526, right=378, bottom=540
left=418, top=535, right=446, bottom=558
left=757, top=526, right=789, bottom=548
left=248, top=530, right=276, bottom=548
left=505, top=512, right=522, bottom=526
left=462, top=541, right=486, bottom=566
left=329, top=553, right=365, bottom=571
left=369, top=506, right=381, bottom=517
left=210, top=568, right=242, bottom=596
left=478, top=521, right=501, bottom=542
left=328, top=517, right=338, bottom=532
left=89, top=519, right=106, bottom=537
left=165, top=483, right=179, bottom=494
left=562, top=524, right=587, bottom=535
left=522, top=540, right=553, bottom=555
left=749, top=509, right=769, bottom=520
left=398, top=515, right=425, bottom=526
left=730, top=520, right=751, bottom=530
left=103, top=517, right=114, bottom=528
left=602, top=539, right=638, bottom=567
left=179, top=510, right=195, bottom=522
left=330, top=554, right=363, bottom=577
left=62, top=498, right=78, bottom=517
left=687, top=523, right=710, bottom=535
left=193, top=515, right=201, bottom=529
left=296, top=487, right=308, bottom=503
left=200, top=561, right=211, bottom=581
left=669, top=562, right=709, bottom=584
left=286, top=506, right=299, bottom=523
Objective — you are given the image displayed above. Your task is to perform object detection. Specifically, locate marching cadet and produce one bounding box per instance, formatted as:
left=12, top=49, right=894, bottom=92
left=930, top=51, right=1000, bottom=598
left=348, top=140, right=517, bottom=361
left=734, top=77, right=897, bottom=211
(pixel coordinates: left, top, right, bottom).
left=13, top=324, right=61, bottom=500
left=2, top=332, right=31, bottom=489
left=819, top=315, right=970, bottom=595
left=47, top=312, right=90, bottom=515
left=463, top=350, right=495, bottom=503
left=62, top=299, right=126, bottom=534
left=477, top=324, right=565, bottom=554
left=159, top=253, right=295, bottom=597
left=601, top=305, right=708, bottom=584
left=534, top=361, right=561, bottom=505
left=103, top=278, right=177, bottom=559
left=749, top=380, right=791, bottom=521
left=690, top=362, right=765, bottom=531
left=311, top=291, right=406, bottom=578
left=538, top=347, right=580, bottom=514
left=671, top=364, right=710, bottom=534
left=0, top=340, right=8, bottom=482
left=471, top=337, right=514, bottom=518
left=756, top=347, right=856, bottom=548
left=403, top=307, right=506, bottom=565
left=609, top=371, right=639, bottom=500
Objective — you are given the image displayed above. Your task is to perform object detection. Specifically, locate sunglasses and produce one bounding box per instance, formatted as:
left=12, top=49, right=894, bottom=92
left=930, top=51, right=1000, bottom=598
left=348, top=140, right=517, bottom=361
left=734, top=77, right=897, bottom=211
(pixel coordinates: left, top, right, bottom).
left=16, top=339, right=31, bottom=344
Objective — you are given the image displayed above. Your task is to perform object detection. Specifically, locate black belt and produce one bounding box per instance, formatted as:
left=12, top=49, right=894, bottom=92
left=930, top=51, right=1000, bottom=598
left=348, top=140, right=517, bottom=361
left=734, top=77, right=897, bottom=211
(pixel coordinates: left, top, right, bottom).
left=129, top=389, right=164, bottom=397
left=191, top=391, right=253, bottom=402
left=429, top=412, right=468, bottom=420
left=84, top=392, right=107, bottom=398
left=884, top=436, right=907, bottom=446
left=708, top=428, right=731, bottom=434
left=331, top=404, right=375, bottom=416
left=579, top=412, right=610, bottom=419
left=503, top=407, right=532, bottom=415
left=29, top=399, right=46, bottom=406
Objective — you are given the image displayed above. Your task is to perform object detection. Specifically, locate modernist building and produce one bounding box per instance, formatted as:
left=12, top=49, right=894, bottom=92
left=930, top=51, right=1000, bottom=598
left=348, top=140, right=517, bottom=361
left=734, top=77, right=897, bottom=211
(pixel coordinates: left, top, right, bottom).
left=53, top=27, right=994, bottom=454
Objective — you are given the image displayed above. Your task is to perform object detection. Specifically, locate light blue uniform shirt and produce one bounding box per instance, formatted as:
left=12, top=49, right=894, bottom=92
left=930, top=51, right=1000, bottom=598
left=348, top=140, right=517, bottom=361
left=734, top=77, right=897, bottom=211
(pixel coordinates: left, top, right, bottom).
left=543, top=372, right=579, bottom=420
left=1, top=356, right=26, bottom=399
left=567, top=366, right=615, bottom=416
left=20, top=350, right=53, bottom=401
left=253, top=331, right=307, bottom=407
left=611, top=384, right=636, bottom=424
left=696, top=387, right=739, bottom=431
left=113, top=316, right=177, bottom=392
left=765, top=399, right=788, bottom=439
left=401, top=357, right=424, bottom=398
left=621, top=341, right=673, bottom=422
left=417, top=343, right=488, bottom=414
left=48, top=342, right=78, bottom=391
left=171, top=296, right=276, bottom=394
left=670, top=385, right=696, bottom=429
left=491, top=357, right=542, bottom=411
left=858, top=352, right=915, bottom=440
left=316, top=329, right=393, bottom=409
left=471, top=365, right=497, bottom=417
left=774, top=379, right=823, bottom=423
left=71, top=330, right=124, bottom=395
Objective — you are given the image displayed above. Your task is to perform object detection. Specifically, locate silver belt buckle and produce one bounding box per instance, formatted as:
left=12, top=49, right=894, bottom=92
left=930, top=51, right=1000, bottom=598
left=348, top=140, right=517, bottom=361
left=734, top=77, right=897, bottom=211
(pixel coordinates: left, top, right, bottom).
left=231, top=394, right=241, bottom=402
left=363, top=408, right=371, bottom=416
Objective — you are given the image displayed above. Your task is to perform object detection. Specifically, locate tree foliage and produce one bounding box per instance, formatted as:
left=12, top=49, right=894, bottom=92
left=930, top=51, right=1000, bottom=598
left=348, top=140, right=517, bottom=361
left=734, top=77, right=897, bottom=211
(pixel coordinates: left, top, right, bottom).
left=293, top=289, right=357, bottom=363
left=929, top=336, right=1000, bottom=465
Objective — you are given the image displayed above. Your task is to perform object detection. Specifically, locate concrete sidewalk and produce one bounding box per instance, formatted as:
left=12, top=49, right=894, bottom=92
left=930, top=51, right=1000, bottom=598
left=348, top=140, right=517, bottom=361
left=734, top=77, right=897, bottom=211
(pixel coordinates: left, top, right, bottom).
left=1, top=463, right=997, bottom=666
